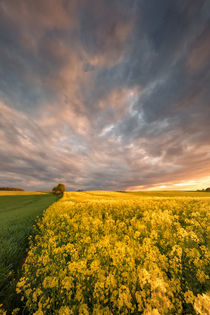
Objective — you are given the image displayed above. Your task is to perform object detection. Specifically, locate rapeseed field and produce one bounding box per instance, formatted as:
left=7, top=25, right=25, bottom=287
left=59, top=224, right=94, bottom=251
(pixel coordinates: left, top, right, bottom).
left=16, top=192, right=209, bottom=314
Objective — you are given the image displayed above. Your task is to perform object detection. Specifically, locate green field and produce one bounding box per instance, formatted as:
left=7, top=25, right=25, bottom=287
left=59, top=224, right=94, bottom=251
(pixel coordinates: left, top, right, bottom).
left=0, top=192, right=57, bottom=311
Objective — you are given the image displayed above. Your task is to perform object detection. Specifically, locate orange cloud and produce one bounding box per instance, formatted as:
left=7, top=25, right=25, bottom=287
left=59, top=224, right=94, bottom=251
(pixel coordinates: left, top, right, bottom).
left=0, top=0, right=79, bottom=53
left=98, top=87, right=139, bottom=118
left=1, top=0, right=75, bottom=31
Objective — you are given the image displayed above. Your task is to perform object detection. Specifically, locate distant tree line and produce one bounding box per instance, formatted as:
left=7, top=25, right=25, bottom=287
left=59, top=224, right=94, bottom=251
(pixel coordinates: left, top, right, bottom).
left=196, top=187, right=210, bottom=192
left=0, top=187, right=24, bottom=191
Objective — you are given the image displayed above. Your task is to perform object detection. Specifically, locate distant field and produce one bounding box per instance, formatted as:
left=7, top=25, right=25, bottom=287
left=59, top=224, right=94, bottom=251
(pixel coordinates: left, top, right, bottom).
left=0, top=192, right=57, bottom=311
left=65, top=190, right=210, bottom=203
left=131, top=190, right=210, bottom=197
left=0, top=191, right=47, bottom=196
left=16, top=191, right=210, bottom=314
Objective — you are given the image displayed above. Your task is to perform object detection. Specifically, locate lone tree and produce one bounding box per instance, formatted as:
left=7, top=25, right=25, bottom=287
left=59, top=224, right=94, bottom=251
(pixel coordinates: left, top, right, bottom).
left=52, top=183, right=65, bottom=195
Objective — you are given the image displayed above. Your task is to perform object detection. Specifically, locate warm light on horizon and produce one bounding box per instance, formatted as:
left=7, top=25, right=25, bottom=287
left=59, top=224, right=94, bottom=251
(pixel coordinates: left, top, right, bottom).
left=127, top=175, right=210, bottom=192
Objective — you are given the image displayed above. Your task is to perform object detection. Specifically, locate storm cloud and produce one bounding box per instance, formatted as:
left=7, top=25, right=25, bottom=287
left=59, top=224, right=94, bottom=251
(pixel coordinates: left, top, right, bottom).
left=0, top=0, right=210, bottom=190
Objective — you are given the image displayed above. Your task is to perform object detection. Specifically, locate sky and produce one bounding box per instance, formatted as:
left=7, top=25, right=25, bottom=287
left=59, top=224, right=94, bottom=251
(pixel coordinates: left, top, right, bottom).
left=0, top=0, right=210, bottom=191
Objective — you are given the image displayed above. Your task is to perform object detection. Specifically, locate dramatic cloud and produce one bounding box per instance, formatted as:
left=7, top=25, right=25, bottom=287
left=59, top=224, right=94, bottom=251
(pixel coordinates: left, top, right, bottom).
left=0, top=0, right=210, bottom=190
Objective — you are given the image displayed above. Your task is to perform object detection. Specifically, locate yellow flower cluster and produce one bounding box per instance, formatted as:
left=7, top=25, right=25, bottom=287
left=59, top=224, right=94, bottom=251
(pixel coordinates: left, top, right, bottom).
left=16, top=192, right=210, bottom=314
left=0, top=305, right=6, bottom=315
